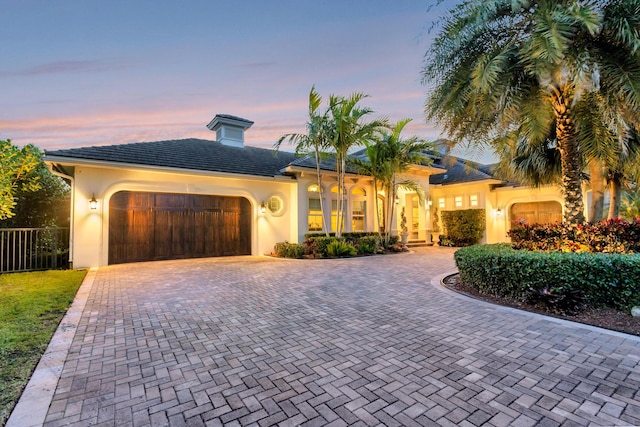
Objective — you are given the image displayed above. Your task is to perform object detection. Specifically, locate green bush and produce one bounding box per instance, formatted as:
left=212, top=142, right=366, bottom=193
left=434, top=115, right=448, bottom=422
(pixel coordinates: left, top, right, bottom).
left=454, top=244, right=640, bottom=312
left=326, top=240, right=357, bottom=257
left=304, top=236, right=336, bottom=258
left=356, top=235, right=381, bottom=255
left=442, top=209, right=486, bottom=246
left=274, top=242, right=305, bottom=259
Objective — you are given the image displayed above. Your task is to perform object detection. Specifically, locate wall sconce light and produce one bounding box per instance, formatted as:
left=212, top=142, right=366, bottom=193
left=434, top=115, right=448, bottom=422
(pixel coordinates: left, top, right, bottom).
left=260, top=202, right=267, bottom=214
left=394, top=195, right=400, bottom=204
left=89, top=194, right=98, bottom=210
left=427, top=198, right=433, bottom=206
left=496, top=208, right=503, bottom=216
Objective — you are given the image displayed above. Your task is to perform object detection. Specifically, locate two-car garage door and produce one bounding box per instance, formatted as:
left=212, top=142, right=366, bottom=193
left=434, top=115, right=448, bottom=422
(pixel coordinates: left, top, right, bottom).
left=109, top=191, right=251, bottom=264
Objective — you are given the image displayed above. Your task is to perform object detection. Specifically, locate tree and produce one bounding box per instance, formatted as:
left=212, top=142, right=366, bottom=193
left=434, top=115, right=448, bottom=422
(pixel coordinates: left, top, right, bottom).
left=354, top=119, right=433, bottom=245
left=423, top=0, right=640, bottom=225
left=275, top=86, right=331, bottom=236
left=325, top=92, right=385, bottom=237
left=0, top=145, right=70, bottom=228
left=0, top=139, right=41, bottom=221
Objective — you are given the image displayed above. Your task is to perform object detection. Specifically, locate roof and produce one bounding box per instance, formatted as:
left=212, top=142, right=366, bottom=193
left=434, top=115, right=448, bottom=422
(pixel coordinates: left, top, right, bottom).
left=429, top=155, right=500, bottom=185
left=45, top=138, right=298, bottom=178
left=285, top=153, right=362, bottom=175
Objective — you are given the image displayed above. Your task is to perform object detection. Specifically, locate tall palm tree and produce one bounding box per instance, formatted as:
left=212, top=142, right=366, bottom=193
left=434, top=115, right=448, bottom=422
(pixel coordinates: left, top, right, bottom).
left=325, top=93, right=385, bottom=237
left=275, top=86, right=330, bottom=236
left=423, top=0, right=640, bottom=224
left=355, top=119, right=433, bottom=245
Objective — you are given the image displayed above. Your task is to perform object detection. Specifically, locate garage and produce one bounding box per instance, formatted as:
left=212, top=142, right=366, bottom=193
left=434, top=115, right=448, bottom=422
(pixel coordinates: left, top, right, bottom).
left=109, top=191, right=251, bottom=264
left=510, top=201, right=562, bottom=225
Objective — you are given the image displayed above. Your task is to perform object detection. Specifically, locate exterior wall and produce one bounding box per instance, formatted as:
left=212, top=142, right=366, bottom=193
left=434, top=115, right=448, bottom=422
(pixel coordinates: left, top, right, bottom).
left=69, top=164, right=297, bottom=267
left=430, top=182, right=564, bottom=244
left=295, top=174, right=377, bottom=241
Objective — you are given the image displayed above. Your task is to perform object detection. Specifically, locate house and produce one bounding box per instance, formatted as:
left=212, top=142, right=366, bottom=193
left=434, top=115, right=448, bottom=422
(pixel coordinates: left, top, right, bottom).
left=44, top=114, right=574, bottom=268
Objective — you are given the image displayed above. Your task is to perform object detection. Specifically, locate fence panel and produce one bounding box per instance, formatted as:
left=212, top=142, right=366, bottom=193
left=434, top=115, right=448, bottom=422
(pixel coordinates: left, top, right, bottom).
left=0, top=228, right=70, bottom=273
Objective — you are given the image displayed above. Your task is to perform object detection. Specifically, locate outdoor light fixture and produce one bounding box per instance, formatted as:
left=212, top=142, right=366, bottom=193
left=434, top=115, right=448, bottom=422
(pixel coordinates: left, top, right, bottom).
left=260, top=202, right=267, bottom=214
left=394, top=195, right=400, bottom=204
left=496, top=208, right=503, bottom=216
left=89, top=194, right=98, bottom=210
left=427, top=198, right=433, bottom=206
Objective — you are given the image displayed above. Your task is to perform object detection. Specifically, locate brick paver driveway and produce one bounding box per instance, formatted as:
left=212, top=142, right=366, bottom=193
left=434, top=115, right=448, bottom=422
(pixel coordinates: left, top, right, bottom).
left=33, top=248, right=640, bottom=426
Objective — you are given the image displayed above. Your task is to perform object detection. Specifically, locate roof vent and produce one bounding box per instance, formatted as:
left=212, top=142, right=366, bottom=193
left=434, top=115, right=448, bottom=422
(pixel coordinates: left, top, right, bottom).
left=206, top=114, right=254, bottom=147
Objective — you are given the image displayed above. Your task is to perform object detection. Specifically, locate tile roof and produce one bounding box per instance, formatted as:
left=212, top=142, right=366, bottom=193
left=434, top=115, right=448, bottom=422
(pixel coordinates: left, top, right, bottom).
left=429, top=155, right=499, bottom=185
left=45, top=138, right=298, bottom=178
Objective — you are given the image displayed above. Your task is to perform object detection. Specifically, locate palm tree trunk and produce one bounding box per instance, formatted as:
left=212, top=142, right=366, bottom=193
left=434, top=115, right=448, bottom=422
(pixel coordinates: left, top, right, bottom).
left=608, top=172, right=622, bottom=219
left=314, top=148, right=329, bottom=237
left=588, top=159, right=605, bottom=223
left=554, top=92, right=585, bottom=224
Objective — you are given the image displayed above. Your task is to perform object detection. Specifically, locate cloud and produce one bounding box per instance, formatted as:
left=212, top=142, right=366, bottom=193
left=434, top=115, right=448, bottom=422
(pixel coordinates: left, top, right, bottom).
left=0, top=59, right=129, bottom=78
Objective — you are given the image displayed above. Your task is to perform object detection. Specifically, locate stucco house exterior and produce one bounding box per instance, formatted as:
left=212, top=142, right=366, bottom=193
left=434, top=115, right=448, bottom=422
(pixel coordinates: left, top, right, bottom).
left=44, top=114, right=574, bottom=268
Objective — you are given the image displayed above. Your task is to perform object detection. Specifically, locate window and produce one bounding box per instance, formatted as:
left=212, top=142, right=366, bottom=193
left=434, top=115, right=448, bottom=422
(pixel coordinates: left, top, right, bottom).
left=307, top=185, right=323, bottom=231
left=351, top=187, right=366, bottom=232
left=330, top=186, right=344, bottom=232
left=267, top=195, right=284, bottom=215
left=454, top=196, right=463, bottom=208
left=469, top=194, right=479, bottom=207
left=438, top=198, right=445, bottom=209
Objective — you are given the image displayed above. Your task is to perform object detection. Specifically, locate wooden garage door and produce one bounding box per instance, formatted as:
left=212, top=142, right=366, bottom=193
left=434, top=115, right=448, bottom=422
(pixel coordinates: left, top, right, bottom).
left=510, top=201, right=562, bottom=225
left=109, top=191, right=251, bottom=264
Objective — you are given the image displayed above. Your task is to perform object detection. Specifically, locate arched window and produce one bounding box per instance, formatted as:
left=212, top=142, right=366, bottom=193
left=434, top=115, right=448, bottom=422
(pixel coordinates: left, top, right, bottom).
left=351, top=187, right=366, bottom=232
left=307, top=185, right=323, bottom=232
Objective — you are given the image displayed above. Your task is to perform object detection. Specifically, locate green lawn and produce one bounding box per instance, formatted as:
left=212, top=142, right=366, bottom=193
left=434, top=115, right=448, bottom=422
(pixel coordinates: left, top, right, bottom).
left=0, top=269, right=86, bottom=426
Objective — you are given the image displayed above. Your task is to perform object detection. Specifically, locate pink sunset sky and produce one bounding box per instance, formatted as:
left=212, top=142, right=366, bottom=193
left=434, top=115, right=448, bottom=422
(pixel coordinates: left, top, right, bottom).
left=1, top=1, right=493, bottom=161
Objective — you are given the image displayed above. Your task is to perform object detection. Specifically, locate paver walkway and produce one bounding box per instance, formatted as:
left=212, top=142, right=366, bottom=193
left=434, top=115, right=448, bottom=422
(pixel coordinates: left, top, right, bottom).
left=12, top=247, right=640, bottom=426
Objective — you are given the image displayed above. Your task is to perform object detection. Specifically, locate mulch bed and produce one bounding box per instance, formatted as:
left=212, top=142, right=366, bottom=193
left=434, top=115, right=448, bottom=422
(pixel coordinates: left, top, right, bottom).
left=443, top=273, right=640, bottom=337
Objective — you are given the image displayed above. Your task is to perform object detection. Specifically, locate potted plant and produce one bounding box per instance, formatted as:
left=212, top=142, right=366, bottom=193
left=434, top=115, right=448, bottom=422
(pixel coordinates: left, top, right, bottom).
left=400, top=207, right=409, bottom=248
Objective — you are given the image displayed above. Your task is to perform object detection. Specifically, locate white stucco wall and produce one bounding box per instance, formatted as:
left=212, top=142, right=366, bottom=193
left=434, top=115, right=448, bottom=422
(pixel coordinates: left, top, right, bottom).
left=68, top=163, right=297, bottom=267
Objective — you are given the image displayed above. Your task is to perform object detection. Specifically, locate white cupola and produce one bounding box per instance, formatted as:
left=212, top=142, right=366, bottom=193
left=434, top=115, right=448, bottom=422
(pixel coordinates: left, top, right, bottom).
left=206, top=114, right=254, bottom=147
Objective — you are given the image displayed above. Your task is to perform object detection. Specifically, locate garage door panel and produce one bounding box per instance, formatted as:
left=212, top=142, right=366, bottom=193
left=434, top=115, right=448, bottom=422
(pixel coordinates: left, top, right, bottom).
left=109, top=191, right=251, bottom=264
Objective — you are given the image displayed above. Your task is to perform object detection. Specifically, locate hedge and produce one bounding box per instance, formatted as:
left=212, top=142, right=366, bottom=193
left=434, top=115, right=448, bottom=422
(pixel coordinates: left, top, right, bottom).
left=454, top=244, right=640, bottom=312
left=441, top=209, right=485, bottom=246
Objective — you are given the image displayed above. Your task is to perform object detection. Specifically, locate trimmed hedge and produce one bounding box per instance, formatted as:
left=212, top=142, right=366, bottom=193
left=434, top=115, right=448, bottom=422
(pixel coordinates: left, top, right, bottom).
left=441, top=209, right=486, bottom=246
left=454, top=244, right=640, bottom=312
left=275, top=233, right=389, bottom=258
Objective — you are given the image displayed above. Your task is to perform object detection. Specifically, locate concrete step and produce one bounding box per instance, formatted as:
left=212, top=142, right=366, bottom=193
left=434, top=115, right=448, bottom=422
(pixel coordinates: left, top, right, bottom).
left=406, top=240, right=433, bottom=248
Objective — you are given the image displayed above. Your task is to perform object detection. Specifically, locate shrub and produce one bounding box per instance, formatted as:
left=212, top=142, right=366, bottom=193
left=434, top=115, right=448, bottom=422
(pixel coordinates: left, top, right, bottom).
left=304, top=236, right=336, bottom=258
left=326, top=240, right=357, bottom=257
left=274, top=242, right=305, bottom=259
left=454, top=244, right=640, bottom=312
left=441, top=209, right=486, bottom=246
left=356, top=235, right=382, bottom=255
left=508, top=218, right=640, bottom=254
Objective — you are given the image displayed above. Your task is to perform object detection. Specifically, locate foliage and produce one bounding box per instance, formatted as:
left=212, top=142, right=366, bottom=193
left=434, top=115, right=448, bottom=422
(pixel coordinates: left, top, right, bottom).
left=0, top=269, right=86, bottom=426
left=274, top=242, right=305, bottom=259
left=454, top=244, right=640, bottom=313
left=325, top=92, right=387, bottom=237
left=400, top=207, right=408, bottom=234
left=0, top=140, right=42, bottom=221
left=508, top=218, right=640, bottom=254
left=355, top=235, right=382, bottom=255
left=353, top=119, right=432, bottom=246
left=423, top=0, right=640, bottom=225
left=441, top=209, right=486, bottom=246
left=621, top=185, right=640, bottom=221
left=275, top=86, right=330, bottom=236
left=0, top=146, right=70, bottom=228
left=326, top=240, right=357, bottom=257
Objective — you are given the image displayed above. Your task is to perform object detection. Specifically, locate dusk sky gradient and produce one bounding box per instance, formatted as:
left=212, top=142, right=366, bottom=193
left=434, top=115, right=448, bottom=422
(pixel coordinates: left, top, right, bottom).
left=3, top=1, right=493, bottom=161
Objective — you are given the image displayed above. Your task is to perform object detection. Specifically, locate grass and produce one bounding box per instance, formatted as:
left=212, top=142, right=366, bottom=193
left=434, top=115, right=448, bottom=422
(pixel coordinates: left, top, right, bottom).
left=0, top=269, right=86, bottom=426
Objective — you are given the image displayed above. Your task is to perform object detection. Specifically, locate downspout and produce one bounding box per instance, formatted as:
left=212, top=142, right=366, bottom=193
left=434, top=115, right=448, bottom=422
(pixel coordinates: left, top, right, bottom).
left=48, top=164, right=74, bottom=269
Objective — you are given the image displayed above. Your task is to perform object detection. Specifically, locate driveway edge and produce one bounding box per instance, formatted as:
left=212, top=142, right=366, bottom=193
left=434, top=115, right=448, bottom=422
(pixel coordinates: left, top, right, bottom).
left=6, top=267, right=98, bottom=427
left=431, top=270, right=640, bottom=343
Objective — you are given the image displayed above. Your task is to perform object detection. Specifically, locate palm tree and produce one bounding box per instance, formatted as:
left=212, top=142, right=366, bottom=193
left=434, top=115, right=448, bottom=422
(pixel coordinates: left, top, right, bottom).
left=355, top=119, right=433, bottom=245
left=325, top=93, right=385, bottom=237
left=423, top=0, right=640, bottom=224
left=275, top=86, right=330, bottom=236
